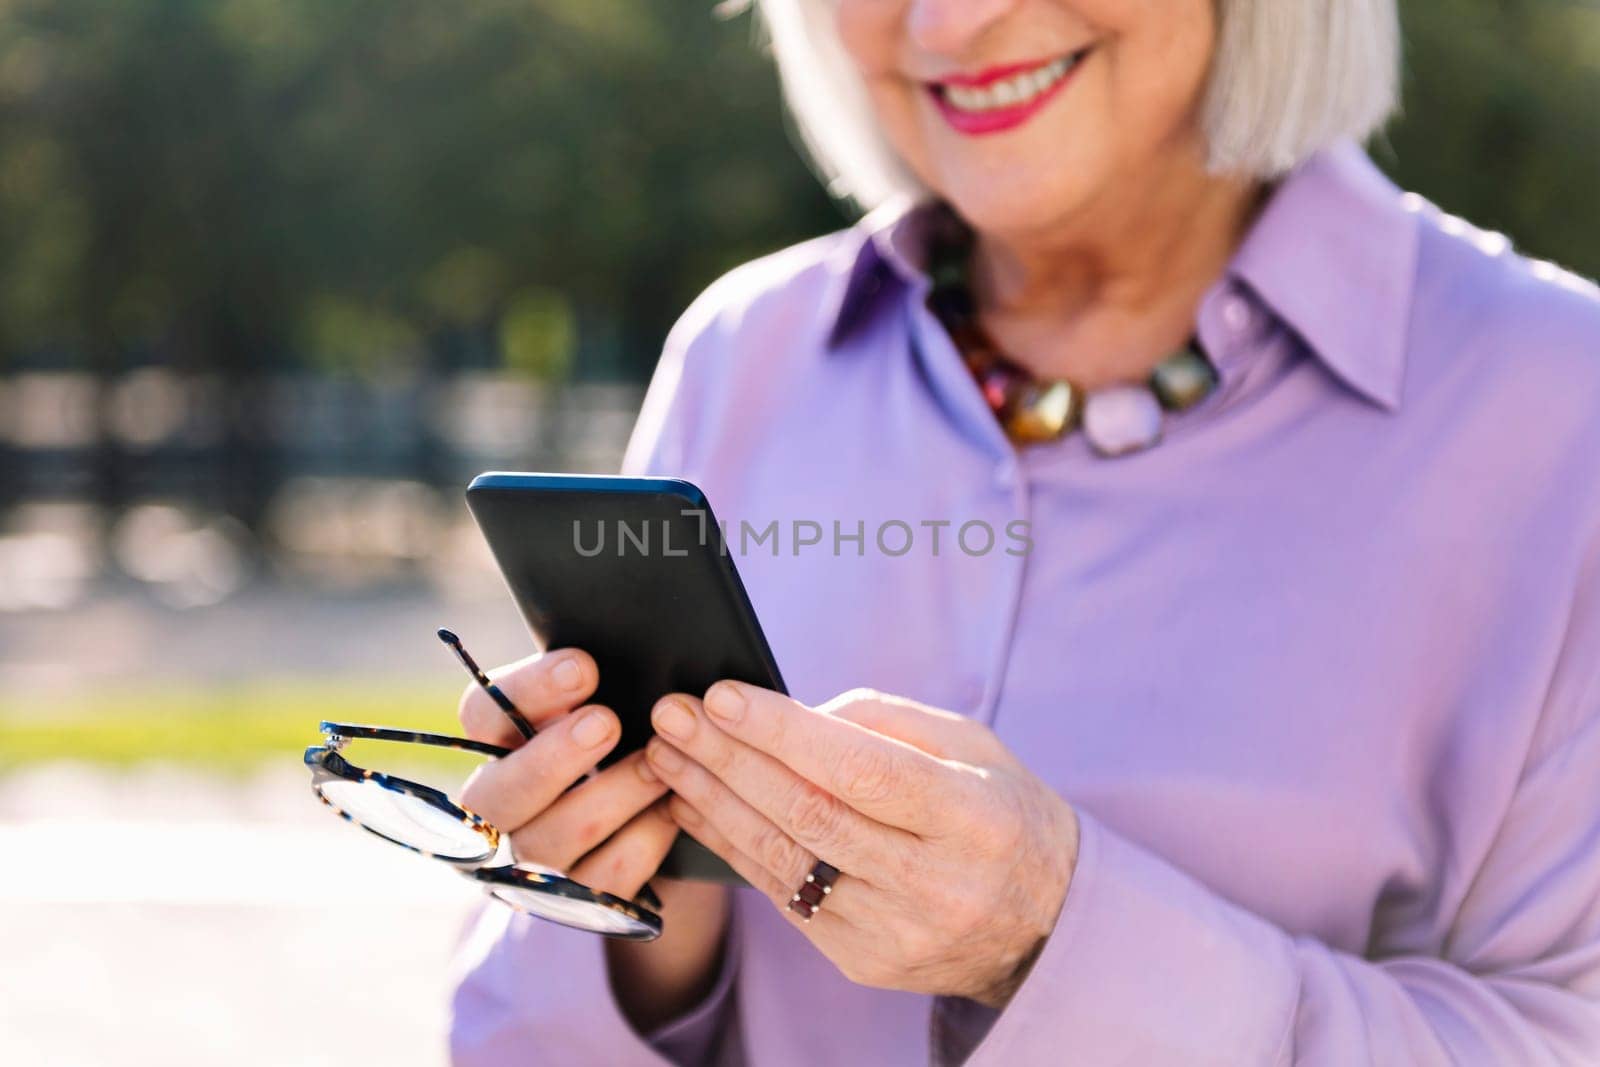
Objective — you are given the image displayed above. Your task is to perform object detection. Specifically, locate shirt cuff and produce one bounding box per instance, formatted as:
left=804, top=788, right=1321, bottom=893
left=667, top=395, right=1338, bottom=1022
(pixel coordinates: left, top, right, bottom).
left=643, top=908, right=742, bottom=1066
left=929, top=995, right=1000, bottom=1066
left=966, top=809, right=1302, bottom=1066
left=451, top=905, right=700, bottom=1067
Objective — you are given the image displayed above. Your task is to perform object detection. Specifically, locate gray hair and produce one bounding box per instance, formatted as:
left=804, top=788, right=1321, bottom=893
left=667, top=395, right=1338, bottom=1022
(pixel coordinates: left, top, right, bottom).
left=749, top=0, right=1401, bottom=208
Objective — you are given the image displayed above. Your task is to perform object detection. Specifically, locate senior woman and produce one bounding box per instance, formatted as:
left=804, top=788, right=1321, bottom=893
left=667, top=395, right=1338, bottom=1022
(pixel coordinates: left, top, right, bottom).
left=449, top=0, right=1600, bottom=1063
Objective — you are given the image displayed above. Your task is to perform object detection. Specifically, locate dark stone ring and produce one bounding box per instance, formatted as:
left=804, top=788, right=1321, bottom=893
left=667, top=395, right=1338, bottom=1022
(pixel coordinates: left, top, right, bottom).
left=787, top=860, right=840, bottom=922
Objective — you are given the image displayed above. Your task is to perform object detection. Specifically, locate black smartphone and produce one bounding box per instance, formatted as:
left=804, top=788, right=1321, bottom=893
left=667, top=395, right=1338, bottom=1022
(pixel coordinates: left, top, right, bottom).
left=465, top=471, right=786, bottom=884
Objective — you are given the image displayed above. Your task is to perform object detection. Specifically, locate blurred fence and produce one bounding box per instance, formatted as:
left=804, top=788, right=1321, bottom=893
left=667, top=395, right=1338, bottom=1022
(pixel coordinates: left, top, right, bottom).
left=0, top=369, right=642, bottom=612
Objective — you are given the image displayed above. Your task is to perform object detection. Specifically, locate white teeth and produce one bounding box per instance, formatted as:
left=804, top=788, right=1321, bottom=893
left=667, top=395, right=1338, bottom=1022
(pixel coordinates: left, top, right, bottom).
left=940, top=55, right=1079, bottom=114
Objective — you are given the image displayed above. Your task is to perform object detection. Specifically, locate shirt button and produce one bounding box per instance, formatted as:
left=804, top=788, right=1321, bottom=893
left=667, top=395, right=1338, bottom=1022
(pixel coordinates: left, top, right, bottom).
left=1222, top=295, right=1253, bottom=333
left=961, top=680, right=985, bottom=710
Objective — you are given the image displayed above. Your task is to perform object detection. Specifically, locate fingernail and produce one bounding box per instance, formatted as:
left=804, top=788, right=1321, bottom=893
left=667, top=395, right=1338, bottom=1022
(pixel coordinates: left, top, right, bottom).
left=670, top=799, right=701, bottom=827
left=704, top=683, right=745, bottom=724
left=552, top=656, right=584, bottom=692
left=635, top=753, right=659, bottom=783
left=572, top=708, right=613, bottom=749
left=647, top=738, right=684, bottom=773
left=653, top=698, right=695, bottom=741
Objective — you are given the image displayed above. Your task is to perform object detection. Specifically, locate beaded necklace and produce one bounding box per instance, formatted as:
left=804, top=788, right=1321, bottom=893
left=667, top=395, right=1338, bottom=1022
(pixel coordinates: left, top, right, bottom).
left=923, top=204, right=1220, bottom=455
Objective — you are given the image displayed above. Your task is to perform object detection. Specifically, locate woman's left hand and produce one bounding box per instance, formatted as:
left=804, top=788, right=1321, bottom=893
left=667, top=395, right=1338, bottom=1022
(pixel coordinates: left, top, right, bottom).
left=644, top=682, right=1080, bottom=1009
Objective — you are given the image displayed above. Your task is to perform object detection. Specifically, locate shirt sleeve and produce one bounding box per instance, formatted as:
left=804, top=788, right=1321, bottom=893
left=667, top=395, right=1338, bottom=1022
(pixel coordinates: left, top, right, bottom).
left=620, top=288, right=712, bottom=480
left=959, top=564, right=1600, bottom=1066
left=449, top=903, right=741, bottom=1067
left=642, top=912, right=744, bottom=1067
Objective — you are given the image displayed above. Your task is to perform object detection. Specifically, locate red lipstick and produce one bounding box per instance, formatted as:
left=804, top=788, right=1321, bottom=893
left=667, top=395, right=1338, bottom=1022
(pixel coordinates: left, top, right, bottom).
left=928, top=51, right=1089, bottom=137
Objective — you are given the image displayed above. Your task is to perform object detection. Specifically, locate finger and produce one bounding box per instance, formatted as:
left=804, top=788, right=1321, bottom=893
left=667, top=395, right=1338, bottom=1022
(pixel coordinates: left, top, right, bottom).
left=508, top=750, right=668, bottom=871
left=458, top=703, right=619, bottom=829
left=698, top=683, right=974, bottom=834
left=667, top=796, right=851, bottom=933
left=458, top=648, right=598, bottom=746
left=820, top=690, right=1002, bottom=762
left=648, top=738, right=812, bottom=888
left=647, top=701, right=910, bottom=881
left=567, top=801, right=679, bottom=900
left=667, top=794, right=790, bottom=904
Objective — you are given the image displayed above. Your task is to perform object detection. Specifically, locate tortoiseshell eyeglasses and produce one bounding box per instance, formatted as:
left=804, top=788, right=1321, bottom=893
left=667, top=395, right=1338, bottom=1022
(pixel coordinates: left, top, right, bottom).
left=302, top=631, right=663, bottom=940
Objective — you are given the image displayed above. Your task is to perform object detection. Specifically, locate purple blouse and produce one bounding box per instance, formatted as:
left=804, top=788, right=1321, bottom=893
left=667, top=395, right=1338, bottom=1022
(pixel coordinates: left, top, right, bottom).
left=449, top=143, right=1600, bottom=1064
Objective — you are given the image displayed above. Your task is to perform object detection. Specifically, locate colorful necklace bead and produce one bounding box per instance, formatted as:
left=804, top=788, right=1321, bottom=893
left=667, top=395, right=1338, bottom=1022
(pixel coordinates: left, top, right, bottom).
left=924, top=204, right=1220, bottom=455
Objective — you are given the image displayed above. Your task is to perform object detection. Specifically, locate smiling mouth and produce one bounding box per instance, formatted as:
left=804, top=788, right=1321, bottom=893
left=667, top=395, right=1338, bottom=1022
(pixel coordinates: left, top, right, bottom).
left=927, top=48, right=1092, bottom=135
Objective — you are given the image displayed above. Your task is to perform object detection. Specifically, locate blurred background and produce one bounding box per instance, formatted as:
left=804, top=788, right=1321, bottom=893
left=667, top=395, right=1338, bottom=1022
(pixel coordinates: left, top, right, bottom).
left=0, top=1, right=1595, bottom=1063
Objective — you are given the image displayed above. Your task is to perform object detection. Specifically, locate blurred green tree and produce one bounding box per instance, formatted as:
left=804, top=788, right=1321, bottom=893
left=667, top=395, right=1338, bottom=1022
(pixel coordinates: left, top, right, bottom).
left=1382, top=0, right=1600, bottom=278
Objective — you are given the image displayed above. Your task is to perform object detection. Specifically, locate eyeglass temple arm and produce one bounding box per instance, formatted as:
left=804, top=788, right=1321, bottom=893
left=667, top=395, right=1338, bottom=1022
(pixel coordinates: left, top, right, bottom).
left=433, top=629, right=659, bottom=909
left=317, top=723, right=512, bottom=757
left=437, top=629, right=537, bottom=741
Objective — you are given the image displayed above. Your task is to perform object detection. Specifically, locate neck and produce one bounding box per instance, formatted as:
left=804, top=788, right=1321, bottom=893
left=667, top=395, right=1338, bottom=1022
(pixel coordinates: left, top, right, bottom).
left=967, top=153, right=1263, bottom=389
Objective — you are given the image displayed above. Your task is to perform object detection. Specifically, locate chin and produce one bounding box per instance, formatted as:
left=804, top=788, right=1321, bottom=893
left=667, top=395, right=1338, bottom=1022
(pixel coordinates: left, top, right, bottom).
left=931, top=165, right=1104, bottom=240
left=903, top=104, right=1118, bottom=238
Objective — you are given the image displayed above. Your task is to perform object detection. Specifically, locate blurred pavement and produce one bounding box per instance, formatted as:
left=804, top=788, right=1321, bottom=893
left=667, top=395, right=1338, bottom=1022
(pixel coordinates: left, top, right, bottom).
left=0, top=764, right=479, bottom=1066
left=0, top=581, right=532, bottom=703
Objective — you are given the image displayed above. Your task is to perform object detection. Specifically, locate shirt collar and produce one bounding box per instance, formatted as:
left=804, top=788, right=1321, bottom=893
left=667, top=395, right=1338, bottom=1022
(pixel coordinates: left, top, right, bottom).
left=823, top=141, right=1419, bottom=411
left=1228, top=141, right=1419, bottom=410
left=821, top=194, right=930, bottom=349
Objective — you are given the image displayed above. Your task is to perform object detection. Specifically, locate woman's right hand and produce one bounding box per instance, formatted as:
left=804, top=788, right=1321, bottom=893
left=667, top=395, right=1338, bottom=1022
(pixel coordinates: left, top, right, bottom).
left=456, top=648, right=733, bottom=1033
left=457, top=646, right=676, bottom=891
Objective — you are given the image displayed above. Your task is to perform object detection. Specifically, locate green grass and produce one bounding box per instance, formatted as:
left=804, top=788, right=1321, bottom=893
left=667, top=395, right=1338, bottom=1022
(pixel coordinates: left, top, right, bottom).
left=0, top=680, right=468, bottom=773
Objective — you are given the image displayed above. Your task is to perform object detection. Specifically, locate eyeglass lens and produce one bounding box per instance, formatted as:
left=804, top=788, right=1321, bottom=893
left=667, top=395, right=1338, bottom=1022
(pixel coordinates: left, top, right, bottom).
left=319, top=777, right=491, bottom=861
left=308, top=630, right=664, bottom=939
left=486, top=883, right=658, bottom=938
